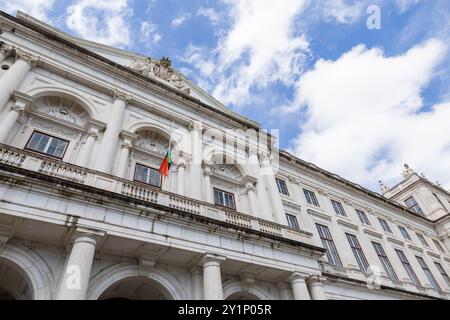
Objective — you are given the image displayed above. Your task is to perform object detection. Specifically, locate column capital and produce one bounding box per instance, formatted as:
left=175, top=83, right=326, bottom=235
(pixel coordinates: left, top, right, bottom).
left=288, top=176, right=300, bottom=185
left=245, top=182, right=256, bottom=194
left=120, top=130, right=139, bottom=144
left=307, top=275, right=326, bottom=285
left=71, top=227, right=106, bottom=247
left=113, top=90, right=133, bottom=103
left=87, top=129, right=99, bottom=138
left=0, top=43, right=14, bottom=58
left=11, top=90, right=34, bottom=113
left=15, top=48, right=40, bottom=68
left=202, top=161, right=214, bottom=176
left=200, top=253, right=226, bottom=266
left=0, top=234, right=11, bottom=254
left=86, top=119, right=107, bottom=132
left=188, top=120, right=203, bottom=132
left=289, top=271, right=310, bottom=283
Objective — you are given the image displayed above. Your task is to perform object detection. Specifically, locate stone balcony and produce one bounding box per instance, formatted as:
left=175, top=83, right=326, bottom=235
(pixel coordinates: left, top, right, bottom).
left=0, top=143, right=317, bottom=248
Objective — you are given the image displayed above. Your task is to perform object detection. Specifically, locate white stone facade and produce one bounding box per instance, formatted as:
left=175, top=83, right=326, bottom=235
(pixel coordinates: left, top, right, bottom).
left=0, top=11, right=449, bottom=300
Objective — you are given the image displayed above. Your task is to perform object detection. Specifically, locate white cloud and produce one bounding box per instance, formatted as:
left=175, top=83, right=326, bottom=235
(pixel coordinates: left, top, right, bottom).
left=196, top=7, right=220, bottom=25
left=185, top=0, right=309, bottom=107
left=140, top=21, right=162, bottom=46
left=66, top=0, right=132, bottom=47
left=0, top=0, right=55, bottom=21
left=320, top=0, right=367, bottom=24
left=395, top=0, right=426, bottom=12
left=171, top=13, right=191, bottom=27
left=285, top=39, right=450, bottom=189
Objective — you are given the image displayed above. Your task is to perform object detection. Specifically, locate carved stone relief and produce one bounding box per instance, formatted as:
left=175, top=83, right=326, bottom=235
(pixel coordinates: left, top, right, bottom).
left=128, top=57, right=191, bottom=94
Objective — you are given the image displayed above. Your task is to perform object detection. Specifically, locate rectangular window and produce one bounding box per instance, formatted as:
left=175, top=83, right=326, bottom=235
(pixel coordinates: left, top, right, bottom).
left=345, top=233, right=369, bottom=273
left=25, top=131, right=69, bottom=159
left=378, top=218, right=392, bottom=233
left=398, top=226, right=412, bottom=240
left=133, top=164, right=161, bottom=188
left=434, top=262, right=450, bottom=287
left=304, top=189, right=320, bottom=207
left=416, top=256, right=441, bottom=291
left=316, top=224, right=342, bottom=267
left=372, top=241, right=398, bottom=281
left=395, top=249, right=421, bottom=286
left=213, top=188, right=236, bottom=210
left=416, top=233, right=429, bottom=247
left=405, top=197, right=424, bottom=215
left=433, top=239, right=446, bottom=253
left=331, top=200, right=347, bottom=217
left=286, top=213, right=300, bottom=230
left=356, top=209, right=371, bottom=226
left=276, top=178, right=290, bottom=196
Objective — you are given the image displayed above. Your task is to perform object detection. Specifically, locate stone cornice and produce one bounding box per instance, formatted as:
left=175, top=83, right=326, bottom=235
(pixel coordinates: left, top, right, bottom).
left=279, top=150, right=435, bottom=225
left=0, top=11, right=260, bottom=131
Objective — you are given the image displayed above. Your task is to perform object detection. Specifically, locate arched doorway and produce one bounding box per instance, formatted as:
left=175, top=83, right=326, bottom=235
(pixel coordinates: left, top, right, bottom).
left=0, top=257, right=33, bottom=300
left=98, top=276, right=173, bottom=300
left=226, top=291, right=261, bottom=300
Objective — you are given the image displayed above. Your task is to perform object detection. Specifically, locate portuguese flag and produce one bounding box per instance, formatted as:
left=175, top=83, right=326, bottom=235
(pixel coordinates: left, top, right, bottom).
left=159, top=149, right=171, bottom=177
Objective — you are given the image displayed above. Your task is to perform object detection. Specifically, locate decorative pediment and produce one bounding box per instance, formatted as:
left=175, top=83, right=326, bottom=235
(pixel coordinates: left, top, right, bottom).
left=33, top=96, right=90, bottom=126
left=128, top=57, right=191, bottom=94
left=134, top=130, right=168, bottom=156
left=211, top=164, right=243, bottom=181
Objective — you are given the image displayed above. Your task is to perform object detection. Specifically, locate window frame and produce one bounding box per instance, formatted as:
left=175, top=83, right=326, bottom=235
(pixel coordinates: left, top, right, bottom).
left=133, top=163, right=162, bottom=188
left=345, top=233, right=369, bottom=273
left=432, top=239, right=446, bottom=253
left=275, top=178, right=290, bottom=196
left=286, top=213, right=300, bottom=230
left=356, top=209, right=371, bottom=226
left=416, top=256, right=441, bottom=291
left=378, top=217, right=393, bottom=234
left=25, top=130, right=69, bottom=160
left=434, top=262, right=450, bottom=287
left=303, top=188, right=320, bottom=207
left=331, top=199, right=347, bottom=217
left=213, top=188, right=236, bottom=210
left=395, top=249, right=421, bottom=287
left=416, top=233, right=429, bottom=247
left=404, top=196, right=424, bottom=215
left=372, top=241, right=398, bottom=281
left=398, top=226, right=412, bottom=240
left=316, top=223, right=342, bottom=267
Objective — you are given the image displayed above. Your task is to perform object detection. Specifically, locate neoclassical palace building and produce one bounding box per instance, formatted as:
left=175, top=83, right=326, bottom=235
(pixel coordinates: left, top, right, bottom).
left=0, top=11, right=449, bottom=300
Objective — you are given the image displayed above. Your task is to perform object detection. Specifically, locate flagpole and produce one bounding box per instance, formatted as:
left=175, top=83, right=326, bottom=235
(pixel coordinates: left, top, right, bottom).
left=164, top=120, right=175, bottom=179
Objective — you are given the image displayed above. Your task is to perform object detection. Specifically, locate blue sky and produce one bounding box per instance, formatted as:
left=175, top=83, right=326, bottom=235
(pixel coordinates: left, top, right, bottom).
left=2, top=0, right=450, bottom=191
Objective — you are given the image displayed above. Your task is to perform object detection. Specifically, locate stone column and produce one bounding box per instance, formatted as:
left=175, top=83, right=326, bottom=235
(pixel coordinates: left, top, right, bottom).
left=260, top=152, right=286, bottom=224
left=202, top=162, right=213, bottom=203
left=0, top=91, right=33, bottom=144
left=277, top=282, right=293, bottom=300
left=57, top=229, right=104, bottom=300
left=188, top=121, right=203, bottom=200
left=307, top=275, right=327, bottom=300
left=245, top=182, right=259, bottom=216
left=77, top=120, right=106, bottom=168
left=94, top=91, right=130, bottom=174
left=249, top=150, right=273, bottom=221
left=115, top=131, right=138, bottom=178
left=0, top=48, right=38, bottom=113
left=77, top=130, right=98, bottom=168
left=290, top=272, right=311, bottom=300
left=202, top=254, right=225, bottom=300
left=191, top=267, right=203, bottom=300
left=177, top=161, right=186, bottom=196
